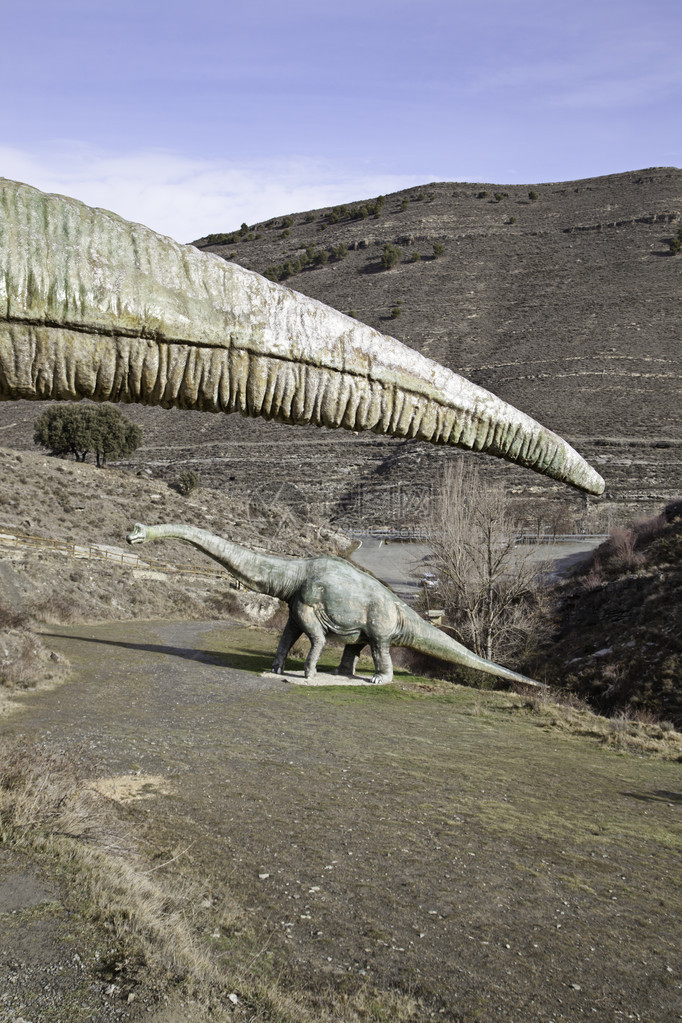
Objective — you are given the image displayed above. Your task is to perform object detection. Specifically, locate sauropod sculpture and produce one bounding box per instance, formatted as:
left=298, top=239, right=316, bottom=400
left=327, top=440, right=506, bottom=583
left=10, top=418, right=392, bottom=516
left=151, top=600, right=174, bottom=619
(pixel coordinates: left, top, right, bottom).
left=126, top=521, right=546, bottom=688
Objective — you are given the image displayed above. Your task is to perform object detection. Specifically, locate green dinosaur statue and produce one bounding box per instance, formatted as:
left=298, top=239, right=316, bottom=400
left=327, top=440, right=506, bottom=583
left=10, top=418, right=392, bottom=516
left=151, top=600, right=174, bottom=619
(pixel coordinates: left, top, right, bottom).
left=0, top=177, right=604, bottom=495
left=126, top=522, right=546, bottom=688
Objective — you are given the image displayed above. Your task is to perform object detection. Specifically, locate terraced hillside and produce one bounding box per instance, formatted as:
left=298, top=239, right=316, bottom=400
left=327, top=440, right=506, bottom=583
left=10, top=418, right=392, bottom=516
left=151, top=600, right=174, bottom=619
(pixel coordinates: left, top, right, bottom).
left=1, top=168, right=680, bottom=527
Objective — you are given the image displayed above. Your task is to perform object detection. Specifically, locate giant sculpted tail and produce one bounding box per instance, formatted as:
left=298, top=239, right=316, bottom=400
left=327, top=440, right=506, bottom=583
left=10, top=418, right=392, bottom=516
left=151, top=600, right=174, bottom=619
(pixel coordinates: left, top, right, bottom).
left=0, top=177, right=604, bottom=495
left=400, top=609, right=546, bottom=688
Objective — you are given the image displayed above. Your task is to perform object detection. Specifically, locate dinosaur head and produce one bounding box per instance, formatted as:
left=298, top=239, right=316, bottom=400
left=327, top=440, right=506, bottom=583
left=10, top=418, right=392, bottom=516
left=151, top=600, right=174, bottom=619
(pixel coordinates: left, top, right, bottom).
left=126, top=523, right=148, bottom=545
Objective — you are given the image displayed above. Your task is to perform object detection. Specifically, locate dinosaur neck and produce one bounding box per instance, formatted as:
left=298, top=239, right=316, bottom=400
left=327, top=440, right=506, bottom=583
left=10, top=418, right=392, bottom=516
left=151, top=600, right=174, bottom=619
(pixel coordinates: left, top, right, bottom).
left=143, top=524, right=304, bottom=599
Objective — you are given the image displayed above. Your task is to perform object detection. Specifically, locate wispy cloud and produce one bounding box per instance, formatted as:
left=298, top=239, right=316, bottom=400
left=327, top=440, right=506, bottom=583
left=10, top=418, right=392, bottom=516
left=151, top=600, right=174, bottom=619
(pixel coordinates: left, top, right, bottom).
left=0, top=143, right=430, bottom=242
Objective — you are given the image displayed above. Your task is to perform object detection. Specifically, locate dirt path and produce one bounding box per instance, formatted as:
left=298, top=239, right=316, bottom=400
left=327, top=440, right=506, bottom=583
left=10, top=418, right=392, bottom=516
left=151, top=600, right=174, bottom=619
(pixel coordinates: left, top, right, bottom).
left=2, top=619, right=681, bottom=1022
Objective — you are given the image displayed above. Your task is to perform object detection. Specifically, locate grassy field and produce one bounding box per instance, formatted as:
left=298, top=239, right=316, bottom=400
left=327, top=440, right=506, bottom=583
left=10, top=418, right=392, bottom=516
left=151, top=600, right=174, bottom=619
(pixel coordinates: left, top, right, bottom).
left=1, top=618, right=680, bottom=1021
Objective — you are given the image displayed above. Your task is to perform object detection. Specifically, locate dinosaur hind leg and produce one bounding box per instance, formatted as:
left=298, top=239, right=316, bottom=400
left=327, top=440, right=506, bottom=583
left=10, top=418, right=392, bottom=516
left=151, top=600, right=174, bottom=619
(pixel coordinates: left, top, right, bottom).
left=334, top=642, right=366, bottom=678
left=271, top=617, right=303, bottom=674
left=369, top=640, right=394, bottom=685
left=290, top=604, right=327, bottom=679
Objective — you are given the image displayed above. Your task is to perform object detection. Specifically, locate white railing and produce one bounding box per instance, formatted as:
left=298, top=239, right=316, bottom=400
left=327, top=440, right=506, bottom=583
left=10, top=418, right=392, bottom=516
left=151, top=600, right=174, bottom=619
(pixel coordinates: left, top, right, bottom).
left=514, top=533, right=609, bottom=545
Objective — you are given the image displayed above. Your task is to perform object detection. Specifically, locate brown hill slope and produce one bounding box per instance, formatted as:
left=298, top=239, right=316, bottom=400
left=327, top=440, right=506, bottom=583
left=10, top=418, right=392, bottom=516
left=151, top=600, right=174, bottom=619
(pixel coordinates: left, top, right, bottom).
left=529, top=500, right=682, bottom=726
left=0, top=445, right=346, bottom=628
left=1, top=168, right=680, bottom=526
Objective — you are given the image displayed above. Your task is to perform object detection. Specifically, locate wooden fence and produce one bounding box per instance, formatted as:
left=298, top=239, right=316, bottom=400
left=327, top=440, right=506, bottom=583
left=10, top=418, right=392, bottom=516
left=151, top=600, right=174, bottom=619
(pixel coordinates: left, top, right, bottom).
left=0, top=529, right=233, bottom=581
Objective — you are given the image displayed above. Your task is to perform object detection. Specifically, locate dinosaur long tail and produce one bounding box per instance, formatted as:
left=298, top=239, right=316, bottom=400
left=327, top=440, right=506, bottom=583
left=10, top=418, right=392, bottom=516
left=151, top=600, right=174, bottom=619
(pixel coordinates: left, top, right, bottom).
left=0, top=177, right=604, bottom=494
left=399, top=607, right=546, bottom=688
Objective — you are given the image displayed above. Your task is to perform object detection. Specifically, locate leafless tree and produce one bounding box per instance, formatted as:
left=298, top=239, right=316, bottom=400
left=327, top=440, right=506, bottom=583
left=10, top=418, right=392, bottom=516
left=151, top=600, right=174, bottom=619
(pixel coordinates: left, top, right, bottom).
left=427, top=462, right=549, bottom=663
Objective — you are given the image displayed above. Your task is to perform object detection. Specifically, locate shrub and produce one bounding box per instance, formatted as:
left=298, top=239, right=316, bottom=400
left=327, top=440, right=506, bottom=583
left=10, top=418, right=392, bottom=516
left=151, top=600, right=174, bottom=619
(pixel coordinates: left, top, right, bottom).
left=201, top=232, right=235, bottom=246
left=175, top=470, right=199, bottom=496
left=400, top=198, right=409, bottom=212
left=331, top=243, right=348, bottom=261
left=34, top=405, right=142, bottom=465
left=305, top=213, right=315, bottom=223
left=380, top=243, right=402, bottom=269
left=346, top=197, right=384, bottom=221
left=280, top=228, right=290, bottom=239
left=667, top=227, right=682, bottom=255
left=313, top=249, right=329, bottom=266
left=508, top=216, right=517, bottom=225
left=328, top=205, right=348, bottom=224
left=281, top=215, right=294, bottom=228
left=390, top=306, right=402, bottom=319
left=432, top=242, right=445, bottom=258
left=528, top=190, right=538, bottom=201
left=493, top=192, right=507, bottom=203
left=410, top=251, right=421, bottom=261
left=477, top=191, right=489, bottom=199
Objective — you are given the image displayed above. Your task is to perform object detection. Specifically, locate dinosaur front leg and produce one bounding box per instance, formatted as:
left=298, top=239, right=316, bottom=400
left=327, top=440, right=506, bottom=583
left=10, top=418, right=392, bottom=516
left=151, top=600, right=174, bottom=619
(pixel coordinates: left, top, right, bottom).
left=369, top=640, right=394, bottom=685
left=334, top=642, right=366, bottom=678
left=271, top=618, right=303, bottom=674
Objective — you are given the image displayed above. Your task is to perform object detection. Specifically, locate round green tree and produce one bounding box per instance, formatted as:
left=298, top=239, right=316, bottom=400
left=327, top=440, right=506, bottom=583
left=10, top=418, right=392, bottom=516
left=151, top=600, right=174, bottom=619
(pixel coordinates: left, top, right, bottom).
left=34, top=404, right=142, bottom=465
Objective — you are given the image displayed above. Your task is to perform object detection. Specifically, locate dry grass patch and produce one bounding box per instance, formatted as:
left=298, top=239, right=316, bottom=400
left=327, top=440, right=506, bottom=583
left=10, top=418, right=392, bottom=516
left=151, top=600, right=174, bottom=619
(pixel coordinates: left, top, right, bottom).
left=509, top=687, right=682, bottom=759
left=0, top=594, right=70, bottom=700
left=0, top=741, right=434, bottom=1022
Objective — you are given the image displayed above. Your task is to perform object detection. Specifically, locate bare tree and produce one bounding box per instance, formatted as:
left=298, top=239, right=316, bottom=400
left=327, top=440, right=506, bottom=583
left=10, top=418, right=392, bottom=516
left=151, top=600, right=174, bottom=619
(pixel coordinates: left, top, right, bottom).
left=427, top=462, right=549, bottom=663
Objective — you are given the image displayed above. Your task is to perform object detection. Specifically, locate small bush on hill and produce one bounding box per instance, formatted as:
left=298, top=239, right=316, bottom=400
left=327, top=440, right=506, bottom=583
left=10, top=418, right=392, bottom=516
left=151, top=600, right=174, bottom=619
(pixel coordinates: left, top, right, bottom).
left=330, top=243, right=348, bottom=261
left=667, top=227, right=682, bottom=254
left=201, top=232, right=236, bottom=246
left=175, top=471, right=200, bottom=496
left=381, top=244, right=402, bottom=270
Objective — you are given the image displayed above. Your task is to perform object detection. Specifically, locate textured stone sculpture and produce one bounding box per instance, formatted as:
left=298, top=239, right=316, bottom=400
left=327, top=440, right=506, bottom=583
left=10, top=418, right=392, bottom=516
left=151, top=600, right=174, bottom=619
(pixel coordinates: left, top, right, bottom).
left=0, top=177, right=604, bottom=495
left=126, top=522, right=545, bottom=687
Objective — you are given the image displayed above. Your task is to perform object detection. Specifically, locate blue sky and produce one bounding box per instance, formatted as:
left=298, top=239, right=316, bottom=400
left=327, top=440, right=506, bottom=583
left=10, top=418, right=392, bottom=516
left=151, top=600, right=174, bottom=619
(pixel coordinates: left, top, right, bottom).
left=2, top=0, right=679, bottom=241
